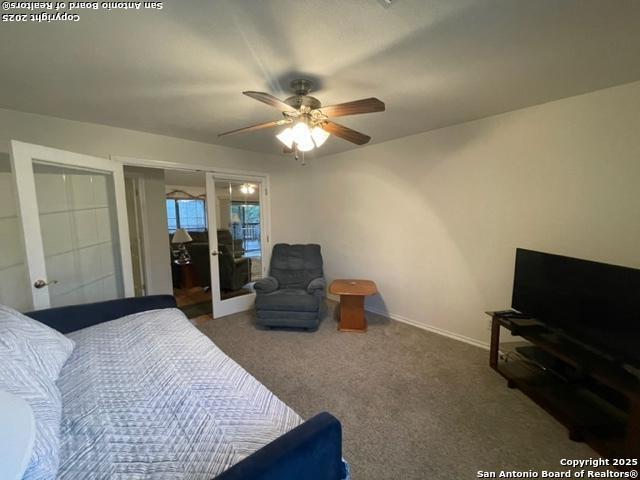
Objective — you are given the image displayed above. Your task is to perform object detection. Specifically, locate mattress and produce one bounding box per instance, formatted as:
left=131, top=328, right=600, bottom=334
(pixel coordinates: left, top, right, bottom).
left=55, top=308, right=302, bottom=479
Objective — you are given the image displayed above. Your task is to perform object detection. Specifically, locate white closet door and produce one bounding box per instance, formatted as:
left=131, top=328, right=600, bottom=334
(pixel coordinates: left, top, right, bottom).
left=10, top=140, right=133, bottom=310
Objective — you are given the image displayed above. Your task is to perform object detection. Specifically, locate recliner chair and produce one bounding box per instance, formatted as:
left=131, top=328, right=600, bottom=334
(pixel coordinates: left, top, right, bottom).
left=254, top=244, right=327, bottom=330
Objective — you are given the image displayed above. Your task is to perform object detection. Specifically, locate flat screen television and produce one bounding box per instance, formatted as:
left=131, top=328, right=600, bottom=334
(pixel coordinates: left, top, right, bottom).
left=512, top=248, right=640, bottom=367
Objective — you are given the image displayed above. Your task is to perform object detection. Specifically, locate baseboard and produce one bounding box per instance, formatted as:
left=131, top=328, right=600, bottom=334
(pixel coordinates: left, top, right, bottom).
left=327, top=294, right=489, bottom=350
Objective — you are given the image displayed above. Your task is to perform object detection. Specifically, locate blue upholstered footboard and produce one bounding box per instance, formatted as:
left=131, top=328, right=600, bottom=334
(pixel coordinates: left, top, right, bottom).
left=214, top=411, right=345, bottom=480
left=26, top=296, right=346, bottom=480
left=26, top=295, right=178, bottom=333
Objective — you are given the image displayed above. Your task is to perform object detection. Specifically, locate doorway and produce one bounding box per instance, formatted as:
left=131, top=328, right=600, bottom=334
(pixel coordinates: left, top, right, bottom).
left=121, top=164, right=270, bottom=322
left=122, top=166, right=214, bottom=320
left=164, top=169, right=212, bottom=321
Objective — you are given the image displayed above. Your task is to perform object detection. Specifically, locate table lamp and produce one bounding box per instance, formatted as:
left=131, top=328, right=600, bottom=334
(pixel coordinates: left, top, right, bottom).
left=171, top=228, right=193, bottom=264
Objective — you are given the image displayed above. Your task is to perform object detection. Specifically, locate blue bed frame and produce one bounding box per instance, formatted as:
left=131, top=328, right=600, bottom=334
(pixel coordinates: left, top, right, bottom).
left=27, top=295, right=346, bottom=480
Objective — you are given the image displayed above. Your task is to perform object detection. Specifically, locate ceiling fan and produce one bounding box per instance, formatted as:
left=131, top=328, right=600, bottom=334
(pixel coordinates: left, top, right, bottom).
left=218, top=79, right=385, bottom=154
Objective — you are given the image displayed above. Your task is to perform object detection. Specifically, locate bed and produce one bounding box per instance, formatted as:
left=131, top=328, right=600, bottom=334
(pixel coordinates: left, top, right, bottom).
left=3, top=295, right=347, bottom=480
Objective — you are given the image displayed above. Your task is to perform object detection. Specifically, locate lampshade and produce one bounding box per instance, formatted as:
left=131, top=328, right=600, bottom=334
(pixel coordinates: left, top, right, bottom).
left=171, top=228, right=193, bottom=244
left=276, top=127, right=294, bottom=149
left=276, top=122, right=330, bottom=152
left=296, top=138, right=315, bottom=152
left=292, top=122, right=312, bottom=146
left=311, top=126, right=330, bottom=147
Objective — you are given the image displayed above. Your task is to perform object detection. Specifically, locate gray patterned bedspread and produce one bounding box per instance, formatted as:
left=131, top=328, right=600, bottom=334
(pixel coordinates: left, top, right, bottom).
left=55, top=308, right=303, bottom=479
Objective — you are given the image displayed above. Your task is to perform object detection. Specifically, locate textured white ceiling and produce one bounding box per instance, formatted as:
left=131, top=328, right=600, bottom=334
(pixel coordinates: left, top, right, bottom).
left=1, top=0, right=639, bottom=158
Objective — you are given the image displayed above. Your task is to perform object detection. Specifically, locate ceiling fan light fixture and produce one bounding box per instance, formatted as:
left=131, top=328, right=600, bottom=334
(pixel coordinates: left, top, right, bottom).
left=277, top=122, right=316, bottom=151
left=296, top=138, right=315, bottom=152
left=291, top=121, right=312, bottom=146
left=276, top=127, right=294, bottom=149
left=240, top=183, right=255, bottom=195
left=220, top=81, right=385, bottom=157
left=311, top=126, right=330, bottom=147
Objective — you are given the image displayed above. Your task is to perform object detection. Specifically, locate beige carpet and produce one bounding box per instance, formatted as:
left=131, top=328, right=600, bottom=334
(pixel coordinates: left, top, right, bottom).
left=197, top=301, right=595, bottom=479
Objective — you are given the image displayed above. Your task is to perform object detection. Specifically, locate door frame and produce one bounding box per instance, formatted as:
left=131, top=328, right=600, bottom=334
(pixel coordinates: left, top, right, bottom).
left=10, top=140, right=134, bottom=309
left=123, top=173, right=150, bottom=296
left=112, top=155, right=272, bottom=318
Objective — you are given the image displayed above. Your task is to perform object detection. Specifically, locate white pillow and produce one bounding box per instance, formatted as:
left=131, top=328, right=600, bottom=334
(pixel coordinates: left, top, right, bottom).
left=0, top=305, right=75, bottom=382
left=0, top=389, right=36, bottom=480
left=0, top=351, right=63, bottom=480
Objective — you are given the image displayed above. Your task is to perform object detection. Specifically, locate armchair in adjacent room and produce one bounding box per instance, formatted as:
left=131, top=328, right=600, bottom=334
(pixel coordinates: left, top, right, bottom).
left=217, top=229, right=245, bottom=258
left=254, top=243, right=327, bottom=330
left=218, top=244, right=251, bottom=291
left=169, top=230, right=251, bottom=292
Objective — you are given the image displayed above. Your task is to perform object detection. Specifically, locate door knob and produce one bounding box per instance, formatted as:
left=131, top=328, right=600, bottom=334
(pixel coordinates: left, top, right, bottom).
left=211, top=251, right=219, bottom=256
left=34, top=279, right=58, bottom=289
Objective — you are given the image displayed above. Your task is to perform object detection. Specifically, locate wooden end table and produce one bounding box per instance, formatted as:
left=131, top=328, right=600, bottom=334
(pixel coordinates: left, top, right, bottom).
left=329, top=279, right=378, bottom=332
left=174, top=261, right=200, bottom=289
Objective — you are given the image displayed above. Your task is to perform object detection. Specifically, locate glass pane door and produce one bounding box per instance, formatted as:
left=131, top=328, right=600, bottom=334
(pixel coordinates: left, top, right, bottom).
left=33, top=162, right=125, bottom=307
left=206, top=174, right=268, bottom=318
left=10, top=140, right=133, bottom=310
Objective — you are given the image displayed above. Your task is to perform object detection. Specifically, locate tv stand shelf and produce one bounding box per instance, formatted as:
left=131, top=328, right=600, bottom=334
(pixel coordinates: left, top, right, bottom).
left=487, top=312, right=640, bottom=461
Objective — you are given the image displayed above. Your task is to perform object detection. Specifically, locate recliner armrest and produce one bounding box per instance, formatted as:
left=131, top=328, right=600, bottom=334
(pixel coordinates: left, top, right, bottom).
left=233, top=256, right=250, bottom=266
left=254, top=276, right=279, bottom=294
left=307, top=277, right=326, bottom=294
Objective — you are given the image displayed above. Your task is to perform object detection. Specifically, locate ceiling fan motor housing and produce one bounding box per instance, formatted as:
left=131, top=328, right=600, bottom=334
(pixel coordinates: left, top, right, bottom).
left=290, top=78, right=313, bottom=95
left=283, top=79, right=322, bottom=110
left=284, top=95, right=322, bottom=110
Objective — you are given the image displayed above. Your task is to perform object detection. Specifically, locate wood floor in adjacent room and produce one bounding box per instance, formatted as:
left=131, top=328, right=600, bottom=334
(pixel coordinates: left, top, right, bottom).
left=196, top=301, right=596, bottom=479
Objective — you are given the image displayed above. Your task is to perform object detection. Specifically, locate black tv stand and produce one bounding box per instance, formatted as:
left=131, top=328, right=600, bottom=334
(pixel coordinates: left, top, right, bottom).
left=487, top=311, right=640, bottom=462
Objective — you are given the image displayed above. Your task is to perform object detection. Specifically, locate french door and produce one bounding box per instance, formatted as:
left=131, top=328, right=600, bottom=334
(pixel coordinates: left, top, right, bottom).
left=10, top=140, right=133, bottom=310
left=206, top=173, right=269, bottom=318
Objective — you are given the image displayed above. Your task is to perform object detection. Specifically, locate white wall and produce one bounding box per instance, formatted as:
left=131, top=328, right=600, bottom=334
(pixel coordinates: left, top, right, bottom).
left=310, top=81, right=640, bottom=346
left=0, top=108, right=312, bottom=308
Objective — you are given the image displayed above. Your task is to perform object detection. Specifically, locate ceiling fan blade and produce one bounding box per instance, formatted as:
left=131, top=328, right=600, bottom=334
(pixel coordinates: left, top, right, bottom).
left=243, top=91, right=297, bottom=112
left=323, top=121, right=371, bottom=145
left=319, top=98, right=385, bottom=117
left=218, top=119, right=288, bottom=137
